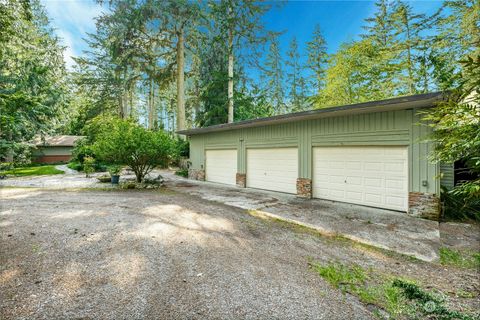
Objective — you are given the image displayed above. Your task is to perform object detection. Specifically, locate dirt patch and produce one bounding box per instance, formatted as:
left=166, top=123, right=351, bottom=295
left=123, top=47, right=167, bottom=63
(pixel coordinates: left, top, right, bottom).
left=1, top=188, right=478, bottom=319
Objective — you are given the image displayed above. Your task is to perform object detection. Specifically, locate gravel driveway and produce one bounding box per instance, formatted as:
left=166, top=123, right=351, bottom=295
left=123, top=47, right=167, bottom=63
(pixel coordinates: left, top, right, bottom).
left=1, top=188, right=478, bottom=319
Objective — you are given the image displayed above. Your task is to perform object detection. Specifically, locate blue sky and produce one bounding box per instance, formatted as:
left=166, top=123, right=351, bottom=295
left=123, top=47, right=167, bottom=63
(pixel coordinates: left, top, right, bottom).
left=42, top=0, right=444, bottom=70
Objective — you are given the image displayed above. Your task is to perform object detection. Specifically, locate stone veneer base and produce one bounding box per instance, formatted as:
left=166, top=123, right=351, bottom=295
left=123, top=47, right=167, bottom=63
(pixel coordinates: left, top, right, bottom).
left=188, top=169, right=205, bottom=181
left=236, top=173, right=246, bottom=188
left=296, top=178, right=312, bottom=199
left=408, top=192, right=440, bottom=221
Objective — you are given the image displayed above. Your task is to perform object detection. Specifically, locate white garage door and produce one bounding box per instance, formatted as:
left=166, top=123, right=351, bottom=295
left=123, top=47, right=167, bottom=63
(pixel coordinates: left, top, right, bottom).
left=247, top=148, right=298, bottom=194
left=205, top=149, right=237, bottom=185
left=312, top=146, right=408, bottom=211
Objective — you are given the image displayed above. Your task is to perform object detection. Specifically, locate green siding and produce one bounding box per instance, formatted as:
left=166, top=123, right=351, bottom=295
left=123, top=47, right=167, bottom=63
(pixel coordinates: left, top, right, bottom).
left=440, top=162, right=455, bottom=189
left=33, top=146, right=73, bottom=156
left=189, top=108, right=441, bottom=195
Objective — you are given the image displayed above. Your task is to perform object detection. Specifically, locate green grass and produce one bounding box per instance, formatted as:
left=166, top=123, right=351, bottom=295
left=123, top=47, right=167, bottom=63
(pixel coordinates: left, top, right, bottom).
left=310, top=261, right=477, bottom=320
left=2, top=165, right=64, bottom=177
left=439, top=247, right=480, bottom=269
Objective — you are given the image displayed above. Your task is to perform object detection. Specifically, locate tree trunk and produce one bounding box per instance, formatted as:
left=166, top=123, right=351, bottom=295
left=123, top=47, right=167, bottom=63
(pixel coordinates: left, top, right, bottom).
left=115, top=69, right=124, bottom=118
left=176, top=28, right=186, bottom=138
left=227, top=6, right=234, bottom=124
left=148, top=77, right=155, bottom=129
left=403, top=9, right=415, bottom=94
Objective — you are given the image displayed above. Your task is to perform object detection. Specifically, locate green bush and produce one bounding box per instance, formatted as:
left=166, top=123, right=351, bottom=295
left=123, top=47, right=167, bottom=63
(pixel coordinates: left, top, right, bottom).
left=67, top=161, right=83, bottom=171
left=93, top=119, right=174, bottom=182
left=71, top=139, right=95, bottom=164
left=83, top=156, right=95, bottom=177
left=441, top=185, right=480, bottom=221
left=175, top=138, right=189, bottom=158
left=107, top=165, right=122, bottom=176
left=175, top=168, right=188, bottom=178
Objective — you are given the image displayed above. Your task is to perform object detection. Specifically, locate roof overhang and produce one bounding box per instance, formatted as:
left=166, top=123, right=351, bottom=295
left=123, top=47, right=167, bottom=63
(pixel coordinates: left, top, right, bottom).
left=33, top=135, right=86, bottom=147
left=177, top=92, right=446, bottom=136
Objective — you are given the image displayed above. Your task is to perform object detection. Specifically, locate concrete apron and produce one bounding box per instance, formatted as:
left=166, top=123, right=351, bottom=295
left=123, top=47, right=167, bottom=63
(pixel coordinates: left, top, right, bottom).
left=163, top=171, right=440, bottom=262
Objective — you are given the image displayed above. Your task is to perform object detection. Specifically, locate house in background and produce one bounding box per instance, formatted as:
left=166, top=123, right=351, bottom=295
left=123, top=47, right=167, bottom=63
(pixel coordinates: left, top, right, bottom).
left=32, top=135, right=85, bottom=164
left=179, top=92, right=454, bottom=221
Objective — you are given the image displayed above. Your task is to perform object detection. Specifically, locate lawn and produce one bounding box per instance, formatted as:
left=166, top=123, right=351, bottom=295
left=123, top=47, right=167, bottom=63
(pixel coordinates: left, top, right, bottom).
left=2, top=165, right=64, bottom=177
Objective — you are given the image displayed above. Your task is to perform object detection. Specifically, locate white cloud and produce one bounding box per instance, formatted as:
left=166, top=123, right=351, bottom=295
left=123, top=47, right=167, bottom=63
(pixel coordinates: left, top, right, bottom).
left=42, top=0, right=104, bottom=69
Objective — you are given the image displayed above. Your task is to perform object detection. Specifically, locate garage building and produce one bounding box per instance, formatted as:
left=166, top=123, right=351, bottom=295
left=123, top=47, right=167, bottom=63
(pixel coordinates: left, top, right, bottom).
left=32, top=135, right=85, bottom=164
left=178, top=92, right=452, bottom=220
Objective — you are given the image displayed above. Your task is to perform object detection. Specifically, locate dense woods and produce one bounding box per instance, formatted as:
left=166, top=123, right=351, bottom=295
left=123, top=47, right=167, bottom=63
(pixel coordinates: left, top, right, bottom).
left=1, top=0, right=477, bottom=137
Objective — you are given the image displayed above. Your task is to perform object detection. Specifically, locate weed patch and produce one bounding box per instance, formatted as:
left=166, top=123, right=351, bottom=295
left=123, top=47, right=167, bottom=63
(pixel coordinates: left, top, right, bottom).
left=439, top=247, right=480, bottom=269
left=310, top=261, right=477, bottom=320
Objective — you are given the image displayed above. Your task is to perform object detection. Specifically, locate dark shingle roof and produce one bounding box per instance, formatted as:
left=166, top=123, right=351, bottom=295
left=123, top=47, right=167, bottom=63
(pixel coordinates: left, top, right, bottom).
left=177, top=92, right=445, bottom=136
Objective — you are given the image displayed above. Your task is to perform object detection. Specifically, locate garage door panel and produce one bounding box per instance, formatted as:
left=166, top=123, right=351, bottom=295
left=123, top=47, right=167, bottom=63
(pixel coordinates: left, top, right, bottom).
left=346, top=176, right=362, bottom=185
left=205, top=149, right=237, bottom=185
left=386, top=178, right=405, bottom=189
left=313, top=146, right=408, bottom=211
left=346, top=191, right=363, bottom=201
left=364, top=177, right=383, bottom=187
left=386, top=196, right=404, bottom=207
left=247, top=148, right=298, bottom=194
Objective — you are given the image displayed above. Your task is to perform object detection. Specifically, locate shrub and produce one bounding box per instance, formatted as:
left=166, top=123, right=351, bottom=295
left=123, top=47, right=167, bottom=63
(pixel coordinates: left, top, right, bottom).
left=175, top=138, right=189, bottom=158
left=67, top=161, right=83, bottom=171
left=71, top=139, right=95, bottom=164
left=83, top=156, right=95, bottom=177
left=107, top=165, right=122, bottom=176
left=441, top=185, right=480, bottom=221
left=175, top=168, right=188, bottom=178
left=93, top=119, right=174, bottom=182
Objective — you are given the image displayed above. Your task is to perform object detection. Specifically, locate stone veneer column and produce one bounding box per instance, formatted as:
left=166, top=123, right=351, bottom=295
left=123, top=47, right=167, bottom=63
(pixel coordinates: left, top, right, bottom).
left=236, top=173, right=246, bottom=188
left=408, top=192, right=440, bottom=221
left=188, top=168, right=205, bottom=181
left=296, top=178, right=312, bottom=199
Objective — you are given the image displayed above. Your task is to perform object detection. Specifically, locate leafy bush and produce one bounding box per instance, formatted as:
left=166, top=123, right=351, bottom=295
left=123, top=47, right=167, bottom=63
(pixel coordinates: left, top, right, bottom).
left=67, top=161, right=83, bottom=171
left=83, top=156, right=95, bottom=177
left=175, top=168, right=188, bottom=178
left=93, top=119, right=174, bottom=182
left=107, top=165, right=122, bottom=176
left=175, top=138, right=189, bottom=158
left=424, top=58, right=480, bottom=221
left=441, top=185, right=480, bottom=221
left=71, top=139, right=95, bottom=164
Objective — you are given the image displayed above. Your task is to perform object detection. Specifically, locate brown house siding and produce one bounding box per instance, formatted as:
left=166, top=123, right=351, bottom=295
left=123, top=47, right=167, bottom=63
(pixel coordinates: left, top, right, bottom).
left=34, top=155, right=72, bottom=164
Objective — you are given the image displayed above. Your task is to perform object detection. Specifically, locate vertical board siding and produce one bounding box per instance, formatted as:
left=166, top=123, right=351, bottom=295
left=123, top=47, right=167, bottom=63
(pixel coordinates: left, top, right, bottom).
left=440, top=162, right=455, bottom=189
left=189, top=108, right=440, bottom=194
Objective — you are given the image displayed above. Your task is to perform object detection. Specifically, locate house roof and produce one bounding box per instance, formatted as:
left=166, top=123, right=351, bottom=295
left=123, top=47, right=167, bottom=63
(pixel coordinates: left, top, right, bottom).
left=177, top=92, right=446, bottom=136
left=33, top=135, right=85, bottom=147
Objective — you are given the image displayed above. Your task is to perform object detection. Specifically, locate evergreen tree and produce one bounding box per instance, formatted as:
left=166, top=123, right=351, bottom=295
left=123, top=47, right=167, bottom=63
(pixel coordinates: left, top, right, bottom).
left=210, top=0, right=270, bottom=123
left=391, top=1, right=426, bottom=94
left=0, top=0, right=68, bottom=160
left=361, top=0, right=399, bottom=96
left=264, top=37, right=285, bottom=114
left=286, top=37, right=302, bottom=112
left=306, top=24, right=328, bottom=96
